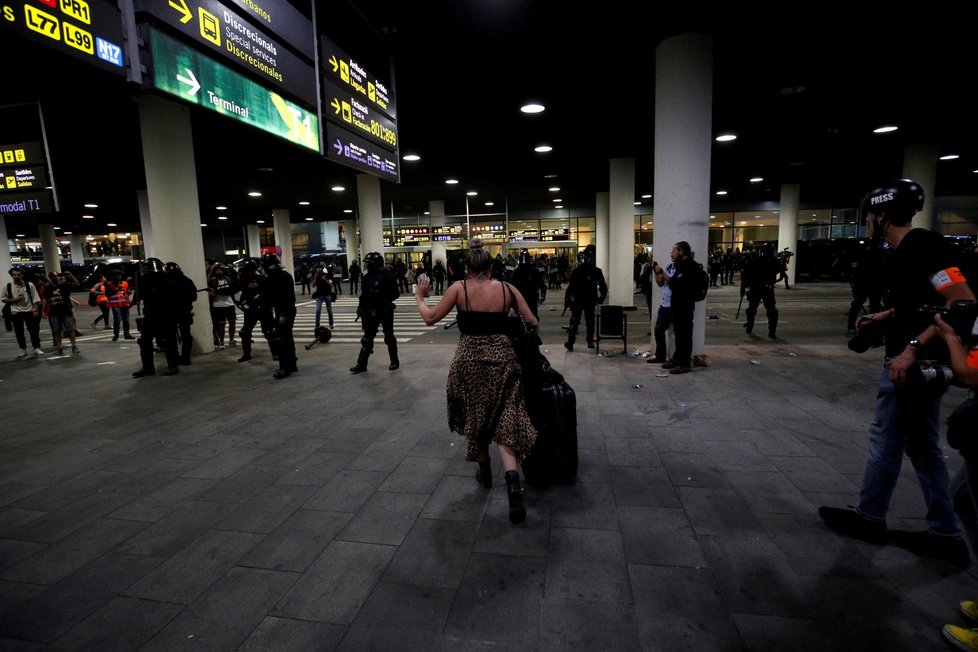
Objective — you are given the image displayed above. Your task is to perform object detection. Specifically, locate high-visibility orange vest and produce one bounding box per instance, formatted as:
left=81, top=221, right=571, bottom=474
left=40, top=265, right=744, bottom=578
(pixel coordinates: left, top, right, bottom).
left=106, top=280, right=130, bottom=308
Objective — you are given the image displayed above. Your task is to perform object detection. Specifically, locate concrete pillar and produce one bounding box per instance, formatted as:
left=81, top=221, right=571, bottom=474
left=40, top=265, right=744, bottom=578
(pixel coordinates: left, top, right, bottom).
left=138, top=95, right=211, bottom=354
left=595, top=192, right=610, bottom=277
left=246, top=224, right=261, bottom=257
left=653, top=33, right=713, bottom=357
left=903, top=142, right=938, bottom=230
left=608, top=159, right=635, bottom=306
left=777, top=184, right=800, bottom=288
left=429, top=200, right=446, bottom=269
left=69, top=233, right=87, bottom=264
left=357, top=174, right=383, bottom=256
left=39, top=224, right=61, bottom=274
left=137, top=190, right=153, bottom=258
left=0, top=217, right=10, bottom=276
left=345, top=219, right=360, bottom=267
left=272, top=209, right=293, bottom=272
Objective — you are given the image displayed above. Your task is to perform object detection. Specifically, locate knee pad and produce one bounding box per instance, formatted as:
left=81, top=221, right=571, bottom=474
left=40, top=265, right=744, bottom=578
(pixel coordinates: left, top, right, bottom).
left=384, top=333, right=397, bottom=347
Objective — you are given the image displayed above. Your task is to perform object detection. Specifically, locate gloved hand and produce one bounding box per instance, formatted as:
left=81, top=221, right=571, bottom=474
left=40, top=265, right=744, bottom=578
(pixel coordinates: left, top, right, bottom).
left=740, top=286, right=746, bottom=298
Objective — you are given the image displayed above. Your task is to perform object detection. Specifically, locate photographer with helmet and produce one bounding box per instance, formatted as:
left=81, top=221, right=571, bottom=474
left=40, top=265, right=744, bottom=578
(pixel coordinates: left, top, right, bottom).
left=350, top=252, right=400, bottom=373
left=819, top=179, right=976, bottom=566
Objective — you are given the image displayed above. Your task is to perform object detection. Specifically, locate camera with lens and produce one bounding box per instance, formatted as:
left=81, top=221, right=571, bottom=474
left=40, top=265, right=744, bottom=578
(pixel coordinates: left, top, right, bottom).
left=848, top=318, right=887, bottom=353
left=905, top=360, right=961, bottom=391
left=917, top=300, right=978, bottom=338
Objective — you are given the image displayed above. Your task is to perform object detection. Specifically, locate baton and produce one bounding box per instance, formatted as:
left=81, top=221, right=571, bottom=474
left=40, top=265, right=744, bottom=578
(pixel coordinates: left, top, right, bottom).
left=735, top=290, right=745, bottom=319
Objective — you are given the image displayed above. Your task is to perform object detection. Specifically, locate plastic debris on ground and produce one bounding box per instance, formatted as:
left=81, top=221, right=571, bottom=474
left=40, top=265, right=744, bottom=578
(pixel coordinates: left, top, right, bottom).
left=641, top=351, right=652, bottom=358
left=788, top=352, right=797, bottom=357
left=601, top=351, right=618, bottom=357
left=655, top=372, right=669, bottom=377
left=626, top=350, right=640, bottom=358
left=750, top=359, right=761, bottom=365
left=632, top=384, right=643, bottom=389
left=708, top=313, right=719, bottom=319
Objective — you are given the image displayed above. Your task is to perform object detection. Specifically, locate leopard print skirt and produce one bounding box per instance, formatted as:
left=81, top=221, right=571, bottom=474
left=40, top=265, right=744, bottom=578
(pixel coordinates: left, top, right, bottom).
left=447, top=333, right=537, bottom=463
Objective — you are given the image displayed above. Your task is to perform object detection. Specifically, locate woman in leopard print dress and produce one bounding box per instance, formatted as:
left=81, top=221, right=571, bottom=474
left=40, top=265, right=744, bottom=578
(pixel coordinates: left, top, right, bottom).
left=414, top=246, right=539, bottom=523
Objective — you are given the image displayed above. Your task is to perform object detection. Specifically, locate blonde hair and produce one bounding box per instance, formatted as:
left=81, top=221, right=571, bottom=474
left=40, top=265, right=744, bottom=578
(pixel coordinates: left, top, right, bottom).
left=466, top=247, right=492, bottom=275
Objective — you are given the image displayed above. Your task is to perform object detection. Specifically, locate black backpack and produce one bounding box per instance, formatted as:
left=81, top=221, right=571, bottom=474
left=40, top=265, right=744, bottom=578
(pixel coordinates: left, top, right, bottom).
left=692, top=261, right=709, bottom=302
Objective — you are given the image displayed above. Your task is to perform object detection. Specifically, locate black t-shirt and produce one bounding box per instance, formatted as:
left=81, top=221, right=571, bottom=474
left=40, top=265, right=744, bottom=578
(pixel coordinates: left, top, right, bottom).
left=883, top=229, right=967, bottom=358
left=44, top=283, right=73, bottom=317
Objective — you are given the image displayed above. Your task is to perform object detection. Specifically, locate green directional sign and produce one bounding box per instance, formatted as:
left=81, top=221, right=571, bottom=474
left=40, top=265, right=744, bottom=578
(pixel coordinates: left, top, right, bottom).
left=147, top=26, right=319, bottom=152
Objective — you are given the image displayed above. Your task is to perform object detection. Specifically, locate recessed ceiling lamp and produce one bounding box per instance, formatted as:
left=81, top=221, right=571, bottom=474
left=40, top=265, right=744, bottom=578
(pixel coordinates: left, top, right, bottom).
left=445, top=178, right=459, bottom=185
left=257, top=167, right=274, bottom=172
left=200, top=223, right=207, bottom=227
left=739, top=221, right=747, bottom=225
left=940, top=154, right=960, bottom=160
left=634, top=201, right=641, bottom=206
left=544, top=174, right=558, bottom=179
left=248, top=191, right=262, bottom=197
left=534, top=145, right=553, bottom=153
left=343, top=209, right=353, bottom=213
left=53, top=226, right=61, bottom=230
left=641, top=194, right=651, bottom=199
left=82, top=215, right=94, bottom=219
left=873, top=125, right=898, bottom=133
left=520, top=103, right=545, bottom=114
left=466, top=191, right=478, bottom=196
left=83, top=203, right=98, bottom=208
left=15, top=233, right=24, bottom=237
left=299, top=201, right=310, bottom=206
left=709, top=216, right=715, bottom=220
left=485, top=202, right=494, bottom=206
left=218, top=216, right=227, bottom=220
left=749, top=177, right=763, bottom=183
left=715, top=134, right=737, bottom=142
left=549, top=187, right=560, bottom=192
left=552, top=198, right=562, bottom=203
left=64, top=231, right=72, bottom=235
left=715, top=190, right=728, bottom=196
left=256, top=220, right=265, bottom=224
left=106, top=223, right=117, bottom=227
left=216, top=205, right=227, bottom=210
left=305, top=217, right=313, bottom=221
left=331, top=185, right=345, bottom=191
left=403, top=154, right=421, bottom=161
left=555, top=205, right=563, bottom=209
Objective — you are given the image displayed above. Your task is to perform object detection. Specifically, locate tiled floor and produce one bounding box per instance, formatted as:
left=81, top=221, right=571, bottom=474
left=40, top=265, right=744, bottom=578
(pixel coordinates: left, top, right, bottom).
left=0, top=281, right=973, bottom=650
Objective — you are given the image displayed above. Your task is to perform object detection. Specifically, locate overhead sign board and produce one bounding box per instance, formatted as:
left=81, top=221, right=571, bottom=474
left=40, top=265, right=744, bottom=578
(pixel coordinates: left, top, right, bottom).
left=321, top=76, right=396, bottom=152
left=226, top=0, right=311, bottom=60
left=0, top=189, right=55, bottom=215
left=0, top=165, right=49, bottom=192
left=320, top=34, right=395, bottom=120
left=148, top=27, right=319, bottom=151
left=0, top=0, right=126, bottom=74
left=0, top=141, right=45, bottom=167
left=139, top=0, right=316, bottom=107
left=325, top=120, right=398, bottom=182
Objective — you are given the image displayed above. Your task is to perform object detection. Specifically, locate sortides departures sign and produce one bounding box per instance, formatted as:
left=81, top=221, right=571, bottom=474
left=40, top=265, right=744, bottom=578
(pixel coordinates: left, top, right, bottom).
left=0, top=0, right=126, bottom=75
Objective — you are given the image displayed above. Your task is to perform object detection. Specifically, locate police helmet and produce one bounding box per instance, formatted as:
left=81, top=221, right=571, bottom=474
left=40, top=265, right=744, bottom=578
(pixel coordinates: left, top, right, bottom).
left=261, top=252, right=282, bottom=271
left=237, top=258, right=260, bottom=276
left=861, top=179, right=924, bottom=224
left=164, top=261, right=181, bottom=274
left=144, top=258, right=165, bottom=274
left=518, top=251, right=532, bottom=266
left=364, top=252, right=384, bottom=272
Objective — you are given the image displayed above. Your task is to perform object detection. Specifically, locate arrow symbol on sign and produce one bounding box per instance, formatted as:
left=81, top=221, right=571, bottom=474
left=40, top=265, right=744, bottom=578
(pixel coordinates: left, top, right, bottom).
left=176, top=68, right=200, bottom=96
left=328, top=55, right=338, bottom=72
left=330, top=98, right=341, bottom=114
left=334, top=139, right=343, bottom=155
left=168, top=0, right=192, bottom=23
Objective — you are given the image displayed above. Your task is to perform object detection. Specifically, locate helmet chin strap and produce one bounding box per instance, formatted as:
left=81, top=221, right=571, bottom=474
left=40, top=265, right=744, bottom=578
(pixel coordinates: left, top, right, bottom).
left=870, top=215, right=887, bottom=247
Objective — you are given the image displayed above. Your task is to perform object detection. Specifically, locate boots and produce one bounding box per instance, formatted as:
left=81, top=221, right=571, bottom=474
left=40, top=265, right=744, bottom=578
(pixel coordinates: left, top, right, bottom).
left=350, top=347, right=370, bottom=374
left=386, top=338, right=399, bottom=370
left=504, top=470, right=526, bottom=524
left=768, top=309, right=779, bottom=339
left=476, top=460, right=492, bottom=488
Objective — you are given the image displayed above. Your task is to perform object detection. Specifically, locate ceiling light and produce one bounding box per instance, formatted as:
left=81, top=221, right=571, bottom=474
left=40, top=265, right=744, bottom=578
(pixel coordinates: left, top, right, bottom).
left=520, top=103, right=545, bottom=114
left=749, top=177, right=763, bottom=183
left=343, top=209, right=353, bottom=213
left=634, top=202, right=641, bottom=206
left=534, top=145, right=553, bottom=153
left=200, top=223, right=207, bottom=227
left=299, top=201, right=310, bottom=206
left=248, top=191, right=262, bottom=197
left=216, top=205, right=227, bottom=210
left=445, top=178, right=459, bottom=185
left=552, top=198, right=562, bottom=203
left=82, top=215, right=94, bottom=219
left=257, top=167, right=274, bottom=172
left=83, top=203, right=98, bottom=208
left=403, top=154, right=421, bottom=161
left=218, top=216, right=227, bottom=220
left=709, top=216, right=715, bottom=220
left=106, top=223, right=117, bottom=227
left=423, top=211, right=430, bottom=215
left=305, top=217, right=313, bottom=221
left=739, top=221, right=747, bottom=225
left=555, top=205, right=563, bottom=209
left=331, top=185, right=345, bottom=192
left=549, top=187, right=560, bottom=192
left=544, top=174, right=557, bottom=179
left=715, top=190, right=728, bottom=196
left=940, top=154, right=960, bottom=160
left=485, top=202, right=494, bottom=206
left=466, top=191, right=478, bottom=196
left=64, top=231, right=72, bottom=235
left=54, top=226, right=61, bottom=230
left=256, top=220, right=265, bottom=224
left=15, top=233, right=24, bottom=237
left=641, top=194, right=651, bottom=199
left=715, top=134, right=737, bottom=142
left=874, top=125, right=898, bottom=133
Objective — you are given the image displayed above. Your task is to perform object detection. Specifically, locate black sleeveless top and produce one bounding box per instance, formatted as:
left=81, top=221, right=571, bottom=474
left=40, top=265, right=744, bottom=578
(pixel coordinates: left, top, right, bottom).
left=456, top=281, right=509, bottom=335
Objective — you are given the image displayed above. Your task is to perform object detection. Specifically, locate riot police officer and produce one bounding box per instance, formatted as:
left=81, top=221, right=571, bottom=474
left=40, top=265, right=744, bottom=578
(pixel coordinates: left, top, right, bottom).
left=132, top=258, right=181, bottom=377
left=510, top=251, right=547, bottom=318
left=351, top=251, right=400, bottom=373
left=741, top=243, right=782, bottom=338
left=261, top=253, right=298, bottom=379
left=236, top=259, right=275, bottom=363
left=563, top=244, right=607, bottom=351
left=164, top=261, right=197, bottom=365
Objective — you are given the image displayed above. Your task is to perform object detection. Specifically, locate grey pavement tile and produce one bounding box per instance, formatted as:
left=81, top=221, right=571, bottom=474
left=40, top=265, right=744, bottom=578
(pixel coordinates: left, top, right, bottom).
left=215, top=484, right=317, bottom=533
left=124, top=529, right=264, bottom=604
left=105, top=477, right=215, bottom=523
left=98, top=457, right=201, bottom=496
left=194, top=464, right=291, bottom=504
left=0, top=580, right=45, bottom=614
left=726, top=470, right=817, bottom=514
left=731, top=613, right=864, bottom=652
left=704, top=441, right=778, bottom=472
left=181, top=447, right=269, bottom=480
left=140, top=567, right=298, bottom=652
left=802, top=440, right=874, bottom=476
left=660, top=451, right=734, bottom=489
left=0, top=552, right=162, bottom=644
left=545, top=528, right=630, bottom=602
left=473, top=499, right=552, bottom=557
left=604, top=436, right=662, bottom=467
left=382, top=519, right=478, bottom=588
left=618, top=505, right=707, bottom=567
left=0, top=484, right=46, bottom=508
left=539, top=597, right=641, bottom=651
left=548, top=482, right=619, bottom=530
left=444, top=552, right=545, bottom=645
left=0, top=637, right=42, bottom=651
left=420, top=475, right=491, bottom=522
left=677, top=486, right=766, bottom=537
left=239, top=509, right=351, bottom=573
left=315, top=428, right=380, bottom=455
left=251, top=437, right=330, bottom=467
left=237, top=616, right=345, bottom=652
left=1, top=518, right=149, bottom=585
left=44, top=596, right=182, bottom=652
left=377, top=456, right=451, bottom=494
left=346, top=440, right=417, bottom=473
left=273, top=540, right=396, bottom=624
left=609, top=465, right=681, bottom=508
left=302, top=469, right=388, bottom=513
left=113, top=500, right=238, bottom=557
left=0, top=507, right=47, bottom=534
left=3, top=492, right=137, bottom=544
left=0, top=539, right=45, bottom=572
left=409, top=434, right=466, bottom=460
left=336, top=582, right=456, bottom=651
left=628, top=564, right=743, bottom=650
left=276, top=452, right=357, bottom=487
left=743, top=428, right=818, bottom=457
left=768, top=455, right=860, bottom=493
left=570, top=448, right=612, bottom=484
left=336, top=491, right=429, bottom=546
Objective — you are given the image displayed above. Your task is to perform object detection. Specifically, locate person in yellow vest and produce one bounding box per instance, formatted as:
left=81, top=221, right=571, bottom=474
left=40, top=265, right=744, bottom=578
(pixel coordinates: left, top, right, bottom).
left=105, top=270, right=134, bottom=341
left=90, top=274, right=110, bottom=330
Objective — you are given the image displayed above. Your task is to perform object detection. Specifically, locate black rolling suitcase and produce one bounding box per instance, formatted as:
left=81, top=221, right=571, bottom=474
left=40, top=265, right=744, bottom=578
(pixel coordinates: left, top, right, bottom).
left=522, top=369, right=578, bottom=488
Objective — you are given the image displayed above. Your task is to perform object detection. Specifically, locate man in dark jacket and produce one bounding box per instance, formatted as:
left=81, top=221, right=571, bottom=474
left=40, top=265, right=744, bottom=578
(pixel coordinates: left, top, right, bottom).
left=132, top=258, right=181, bottom=377
left=741, top=243, right=782, bottom=338
left=563, top=245, right=607, bottom=351
left=511, top=251, right=547, bottom=318
left=261, top=253, right=298, bottom=379
left=351, top=251, right=401, bottom=373
left=164, top=261, right=197, bottom=365
left=661, top=241, right=697, bottom=374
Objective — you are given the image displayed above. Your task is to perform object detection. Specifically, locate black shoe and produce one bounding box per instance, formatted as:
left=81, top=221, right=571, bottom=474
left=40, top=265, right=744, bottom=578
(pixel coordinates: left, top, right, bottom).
left=112, top=335, right=119, bottom=341
left=389, top=361, right=399, bottom=371
left=237, top=354, right=252, bottom=363
left=476, top=460, right=492, bottom=489
left=273, top=368, right=292, bottom=379
left=350, top=364, right=367, bottom=374
left=132, top=369, right=155, bottom=378
left=564, top=341, right=573, bottom=352
left=818, top=506, right=887, bottom=544
left=163, top=367, right=179, bottom=376
left=587, top=342, right=595, bottom=349
left=505, top=470, right=526, bottom=524
left=889, top=530, right=971, bottom=567
left=646, top=356, right=666, bottom=364
left=179, top=357, right=192, bottom=366
left=124, top=334, right=135, bottom=340
left=662, top=360, right=677, bottom=369
left=769, top=332, right=777, bottom=339
left=744, top=323, right=753, bottom=335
